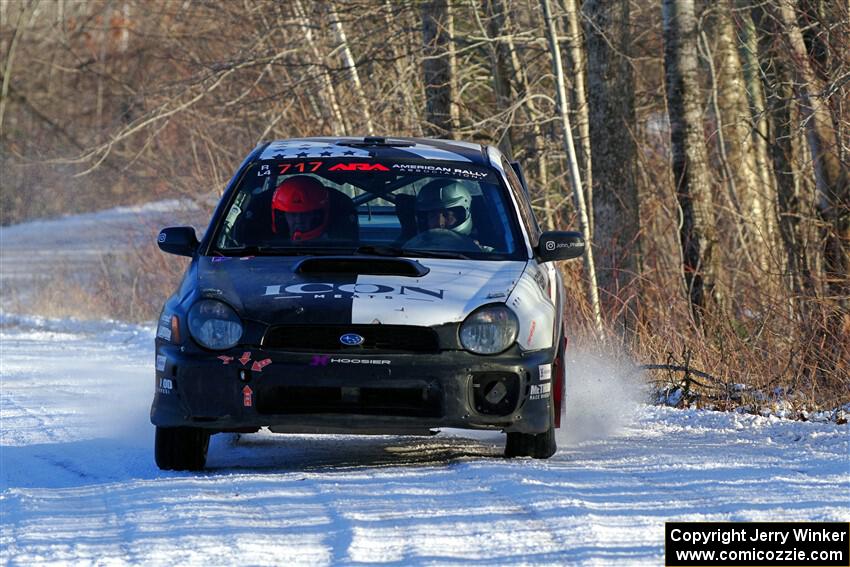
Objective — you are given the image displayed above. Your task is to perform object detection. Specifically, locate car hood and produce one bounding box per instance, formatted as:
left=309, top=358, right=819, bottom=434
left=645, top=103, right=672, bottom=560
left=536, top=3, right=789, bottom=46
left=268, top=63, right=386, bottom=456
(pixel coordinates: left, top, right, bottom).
left=196, top=256, right=527, bottom=326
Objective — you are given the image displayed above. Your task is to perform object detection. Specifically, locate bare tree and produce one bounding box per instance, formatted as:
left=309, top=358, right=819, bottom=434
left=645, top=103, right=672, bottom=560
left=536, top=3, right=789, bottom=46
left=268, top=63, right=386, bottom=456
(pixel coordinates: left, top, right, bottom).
left=775, top=0, right=849, bottom=316
left=541, top=0, right=604, bottom=336
left=705, top=0, right=770, bottom=275
left=294, top=0, right=347, bottom=136
left=663, top=0, right=720, bottom=326
left=583, top=0, right=642, bottom=338
left=421, top=0, right=458, bottom=137
left=328, top=2, right=374, bottom=135
left=561, top=0, right=593, bottom=237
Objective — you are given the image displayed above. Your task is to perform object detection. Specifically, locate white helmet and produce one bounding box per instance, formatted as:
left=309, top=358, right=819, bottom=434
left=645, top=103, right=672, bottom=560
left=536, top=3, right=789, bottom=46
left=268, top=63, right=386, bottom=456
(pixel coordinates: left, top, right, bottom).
left=415, top=180, right=473, bottom=236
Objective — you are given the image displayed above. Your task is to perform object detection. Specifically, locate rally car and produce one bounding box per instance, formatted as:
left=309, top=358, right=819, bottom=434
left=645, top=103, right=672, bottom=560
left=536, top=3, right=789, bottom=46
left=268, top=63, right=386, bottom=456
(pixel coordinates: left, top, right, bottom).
left=152, top=136, right=584, bottom=470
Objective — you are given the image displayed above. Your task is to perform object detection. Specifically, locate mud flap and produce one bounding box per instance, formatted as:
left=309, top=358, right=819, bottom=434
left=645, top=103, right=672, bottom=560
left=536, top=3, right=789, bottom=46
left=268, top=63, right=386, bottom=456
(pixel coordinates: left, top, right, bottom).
left=553, top=331, right=567, bottom=428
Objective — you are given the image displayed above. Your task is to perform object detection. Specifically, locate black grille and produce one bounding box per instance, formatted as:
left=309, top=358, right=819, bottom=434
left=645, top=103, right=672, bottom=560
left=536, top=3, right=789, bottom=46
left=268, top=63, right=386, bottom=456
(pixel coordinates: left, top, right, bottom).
left=256, top=385, right=443, bottom=417
left=262, top=325, right=439, bottom=353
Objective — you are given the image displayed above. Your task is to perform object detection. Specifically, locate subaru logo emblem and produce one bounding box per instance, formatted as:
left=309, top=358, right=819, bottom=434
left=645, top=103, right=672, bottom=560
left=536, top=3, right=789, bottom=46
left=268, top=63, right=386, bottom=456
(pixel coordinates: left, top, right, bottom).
left=340, top=333, right=364, bottom=346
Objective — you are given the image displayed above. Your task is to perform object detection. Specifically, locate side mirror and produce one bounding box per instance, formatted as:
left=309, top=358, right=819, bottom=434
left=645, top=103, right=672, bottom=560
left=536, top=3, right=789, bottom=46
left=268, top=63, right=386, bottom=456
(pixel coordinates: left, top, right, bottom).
left=537, top=231, right=585, bottom=262
left=157, top=226, right=198, bottom=257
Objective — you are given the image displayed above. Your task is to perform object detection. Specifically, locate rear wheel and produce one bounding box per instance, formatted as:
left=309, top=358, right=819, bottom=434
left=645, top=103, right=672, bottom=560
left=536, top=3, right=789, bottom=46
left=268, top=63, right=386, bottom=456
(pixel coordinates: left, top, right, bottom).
left=155, top=427, right=210, bottom=471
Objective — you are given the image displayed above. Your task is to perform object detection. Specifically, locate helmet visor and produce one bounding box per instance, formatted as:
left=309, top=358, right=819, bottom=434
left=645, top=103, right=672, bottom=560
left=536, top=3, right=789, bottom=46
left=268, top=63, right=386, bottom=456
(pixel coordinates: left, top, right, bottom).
left=273, top=209, right=326, bottom=240
left=417, top=206, right=468, bottom=231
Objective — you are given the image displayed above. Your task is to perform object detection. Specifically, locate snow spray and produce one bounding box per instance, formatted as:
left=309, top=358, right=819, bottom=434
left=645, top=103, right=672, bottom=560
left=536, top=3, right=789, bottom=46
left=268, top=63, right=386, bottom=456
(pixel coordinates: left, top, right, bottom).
left=557, top=350, right=648, bottom=445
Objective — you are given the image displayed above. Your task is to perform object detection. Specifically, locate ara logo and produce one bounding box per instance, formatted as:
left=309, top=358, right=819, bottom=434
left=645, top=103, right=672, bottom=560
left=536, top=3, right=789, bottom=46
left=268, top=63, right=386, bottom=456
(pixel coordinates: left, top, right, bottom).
left=264, top=282, right=445, bottom=301
left=328, top=162, right=390, bottom=172
left=340, top=333, right=365, bottom=346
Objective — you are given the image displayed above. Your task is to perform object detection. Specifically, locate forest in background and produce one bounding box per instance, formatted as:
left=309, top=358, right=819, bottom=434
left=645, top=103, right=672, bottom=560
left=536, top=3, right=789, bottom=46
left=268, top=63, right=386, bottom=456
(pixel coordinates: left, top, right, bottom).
left=1, top=0, right=847, bottom=410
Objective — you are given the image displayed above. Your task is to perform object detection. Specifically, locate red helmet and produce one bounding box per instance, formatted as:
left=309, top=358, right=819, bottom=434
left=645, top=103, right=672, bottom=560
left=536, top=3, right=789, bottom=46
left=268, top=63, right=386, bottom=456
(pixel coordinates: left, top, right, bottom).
left=271, top=176, right=330, bottom=241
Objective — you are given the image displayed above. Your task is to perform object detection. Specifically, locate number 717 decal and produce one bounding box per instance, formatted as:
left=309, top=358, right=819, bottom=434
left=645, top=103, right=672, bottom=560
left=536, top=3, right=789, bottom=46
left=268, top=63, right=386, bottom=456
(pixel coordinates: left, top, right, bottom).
left=278, top=162, right=323, bottom=174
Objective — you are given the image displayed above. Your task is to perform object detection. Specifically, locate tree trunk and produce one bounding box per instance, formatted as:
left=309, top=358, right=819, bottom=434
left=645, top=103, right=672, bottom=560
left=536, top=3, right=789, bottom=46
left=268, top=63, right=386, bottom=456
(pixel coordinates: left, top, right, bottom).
left=583, top=0, right=642, bottom=338
left=709, top=0, right=769, bottom=274
left=540, top=0, right=604, bottom=337
left=738, top=5, right=778, bottom=264
left=755, top=4, right=812, bottom=311
left=561, top=0, right=593, bottom=238
left=421, top=0, right=457, bottom=137
left=0, top=1, right=39, bottom=138
left=328, top=3, right=374, bottom=136
left=776, top=0, right=849, bottom=315
left=494, top=0, right=551, bottom=228
left=383, top=0, right=423, bottom=136
left=663, top=0, right=720, bottom=327
left=293, top=0, right=346, bottom=136
left=483, top=0, right=516, bottom=158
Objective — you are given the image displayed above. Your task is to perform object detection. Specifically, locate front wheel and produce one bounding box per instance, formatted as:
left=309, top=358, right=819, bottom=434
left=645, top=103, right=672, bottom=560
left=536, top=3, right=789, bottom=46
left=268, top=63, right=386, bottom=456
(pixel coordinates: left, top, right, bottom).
left=155, top=427, right=210, bottom=471
left=504, top=428, right=556, bottom=459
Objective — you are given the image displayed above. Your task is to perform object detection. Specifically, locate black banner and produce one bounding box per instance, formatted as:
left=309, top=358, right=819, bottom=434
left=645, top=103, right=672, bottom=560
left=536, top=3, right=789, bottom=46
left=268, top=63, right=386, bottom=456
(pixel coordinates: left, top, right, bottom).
left=665, top=522, right=849, bottom=566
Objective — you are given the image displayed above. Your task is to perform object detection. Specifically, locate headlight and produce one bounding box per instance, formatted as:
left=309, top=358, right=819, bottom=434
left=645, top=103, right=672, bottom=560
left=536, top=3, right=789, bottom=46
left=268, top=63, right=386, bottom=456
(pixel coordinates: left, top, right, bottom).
left=460, top=305, right=518, bottom=354
left=188, top=299, right=243, bottom=350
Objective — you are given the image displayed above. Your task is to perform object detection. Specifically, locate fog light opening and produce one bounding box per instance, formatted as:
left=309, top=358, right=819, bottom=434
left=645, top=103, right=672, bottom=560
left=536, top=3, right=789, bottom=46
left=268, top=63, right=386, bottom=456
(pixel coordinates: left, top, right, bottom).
left=472, top=373, right=520, bottom=416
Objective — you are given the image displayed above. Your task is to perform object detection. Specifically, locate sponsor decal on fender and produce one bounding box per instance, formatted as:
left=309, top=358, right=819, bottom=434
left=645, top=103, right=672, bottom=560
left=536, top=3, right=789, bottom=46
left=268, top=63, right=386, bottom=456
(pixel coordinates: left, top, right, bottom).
left=527, top=320, right=537, bottom=346
left=530, top=382, right=551, bottom=401
left=156, top=354, right=167, bottom=372
left=538, top=363, right=552, bottom=382
left=157, top=377, right=173, bottom=395
left=156, top=325, right=172, bottom=341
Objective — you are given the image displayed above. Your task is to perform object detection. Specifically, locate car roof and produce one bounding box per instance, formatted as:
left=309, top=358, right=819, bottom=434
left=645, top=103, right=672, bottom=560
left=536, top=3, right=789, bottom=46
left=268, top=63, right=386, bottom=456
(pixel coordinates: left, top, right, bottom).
left=256, top=136, right=491, bottom=165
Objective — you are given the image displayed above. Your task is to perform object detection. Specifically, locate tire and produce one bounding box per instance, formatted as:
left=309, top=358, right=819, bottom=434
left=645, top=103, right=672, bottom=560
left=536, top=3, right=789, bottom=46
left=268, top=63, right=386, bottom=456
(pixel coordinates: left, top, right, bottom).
left=504, top=427, right=557, bottom=459
left=155, top=426, right=210, bottom=471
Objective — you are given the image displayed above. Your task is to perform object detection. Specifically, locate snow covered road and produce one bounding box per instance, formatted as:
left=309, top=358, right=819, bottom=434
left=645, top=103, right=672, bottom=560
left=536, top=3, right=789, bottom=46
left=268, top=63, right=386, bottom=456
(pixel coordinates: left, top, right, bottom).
left=1, top=316, right=848, bottom=566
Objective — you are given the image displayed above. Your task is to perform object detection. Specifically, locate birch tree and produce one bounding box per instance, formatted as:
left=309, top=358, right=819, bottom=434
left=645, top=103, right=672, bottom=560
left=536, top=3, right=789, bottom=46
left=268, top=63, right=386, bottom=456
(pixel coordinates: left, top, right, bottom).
left=663, top=0, right=720, bottom=326
left=540, top=0, right=604, bottom=336
left=561, top=0, right=593, bottom=236
left=707, top=0, right=769, bottom=274
left=328, top=2, right=374, bottom=135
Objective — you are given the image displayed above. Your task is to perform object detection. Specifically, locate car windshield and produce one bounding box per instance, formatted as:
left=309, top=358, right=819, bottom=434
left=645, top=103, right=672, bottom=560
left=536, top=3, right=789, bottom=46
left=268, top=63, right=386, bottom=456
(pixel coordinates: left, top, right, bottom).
left=210, top=158, right=525, bottom=260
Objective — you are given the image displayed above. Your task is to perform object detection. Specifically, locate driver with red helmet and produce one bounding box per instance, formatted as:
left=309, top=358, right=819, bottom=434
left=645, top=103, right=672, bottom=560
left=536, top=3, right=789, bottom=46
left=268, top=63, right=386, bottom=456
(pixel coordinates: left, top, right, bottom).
left=270, top=176, right=330, bottom=241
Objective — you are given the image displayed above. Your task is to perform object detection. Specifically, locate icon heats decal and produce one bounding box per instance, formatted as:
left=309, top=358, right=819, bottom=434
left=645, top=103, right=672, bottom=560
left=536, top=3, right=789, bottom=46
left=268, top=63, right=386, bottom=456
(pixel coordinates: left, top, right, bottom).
left=242, top=385, right=253, bottom=407
left=251, top=358, right=272, bottom=372
left=218, top=355, right=234, bottom=365
left=239, top=352, right=252, bottom=366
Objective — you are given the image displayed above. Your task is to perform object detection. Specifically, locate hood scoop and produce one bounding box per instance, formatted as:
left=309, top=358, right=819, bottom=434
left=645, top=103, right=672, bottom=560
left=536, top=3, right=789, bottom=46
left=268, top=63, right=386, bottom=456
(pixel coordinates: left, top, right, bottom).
left=295, top=257, right=430, bottom=277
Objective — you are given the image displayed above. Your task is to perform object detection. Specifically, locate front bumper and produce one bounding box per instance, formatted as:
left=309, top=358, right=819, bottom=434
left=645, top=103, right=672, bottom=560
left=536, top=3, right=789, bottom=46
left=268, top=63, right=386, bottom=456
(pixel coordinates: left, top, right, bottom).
left=151, top=342, right=556, bottom=435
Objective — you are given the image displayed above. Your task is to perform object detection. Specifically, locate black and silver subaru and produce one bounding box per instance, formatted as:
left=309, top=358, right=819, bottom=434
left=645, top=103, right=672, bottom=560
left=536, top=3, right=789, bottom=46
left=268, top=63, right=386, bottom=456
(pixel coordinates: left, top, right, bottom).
left=152, top=137, right=584, bottom=470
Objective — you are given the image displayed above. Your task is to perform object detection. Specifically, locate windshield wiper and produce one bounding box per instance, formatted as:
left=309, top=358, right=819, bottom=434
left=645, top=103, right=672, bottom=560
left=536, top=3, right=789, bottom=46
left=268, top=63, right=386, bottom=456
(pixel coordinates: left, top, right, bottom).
left=215, top=245, right=351, bottom=257
left=353, top=245, right=470, bottom=260
left=401, top=248, right=471, bottom=260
